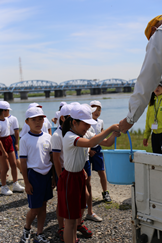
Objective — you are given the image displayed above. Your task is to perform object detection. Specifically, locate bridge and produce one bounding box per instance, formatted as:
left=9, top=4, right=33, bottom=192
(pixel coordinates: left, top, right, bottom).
left=0, top=78, right=136, bottom=101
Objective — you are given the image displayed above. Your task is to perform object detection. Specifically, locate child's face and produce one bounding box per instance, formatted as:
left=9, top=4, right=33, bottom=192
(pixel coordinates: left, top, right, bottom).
left=3, top=109, right=9, bottom=117
left=91, top=105, right=101, bottom=120
left=73, top=120, right=90, bottom=136
left=26, top=116, right=44, bottom=134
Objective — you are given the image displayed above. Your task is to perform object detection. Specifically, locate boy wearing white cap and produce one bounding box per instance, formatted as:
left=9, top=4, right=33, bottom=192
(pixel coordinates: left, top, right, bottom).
left=89, top=100, right=111, bottom=202
left=0, top=102, right=24, bottom=196
left=2, top=101, right=21, bottom=173
left=20, top=103, right=52, bottom=138
left=19, top=107, right=55, bottom=243
left=58, top=104, right=119, bottom=243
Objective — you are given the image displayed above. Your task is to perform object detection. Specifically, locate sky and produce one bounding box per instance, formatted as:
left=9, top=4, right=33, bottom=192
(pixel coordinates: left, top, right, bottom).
left=0, top=0, right=162, bottom=86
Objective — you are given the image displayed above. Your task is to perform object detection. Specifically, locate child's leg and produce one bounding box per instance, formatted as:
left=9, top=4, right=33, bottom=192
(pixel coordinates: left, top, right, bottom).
left=0, top=156, right=9, bottom=186
left=16, top=159, right=22, bottom=173
left=64, top=218, right=77, bottom=243
left=86, top=176, right=93, bottom=215
left=37, top=201, right=47, bottom=235
left=57, top=203, right=64, bottom=229
left=98, top=170, right=107, bottom=192
left=8, top=151, right=18, bottom=183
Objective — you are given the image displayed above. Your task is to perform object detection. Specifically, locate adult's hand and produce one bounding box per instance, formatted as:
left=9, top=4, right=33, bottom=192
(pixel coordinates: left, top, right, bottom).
left=143, top=139, right=148, bottom=147
left=119, top=118, right=133, bottom=133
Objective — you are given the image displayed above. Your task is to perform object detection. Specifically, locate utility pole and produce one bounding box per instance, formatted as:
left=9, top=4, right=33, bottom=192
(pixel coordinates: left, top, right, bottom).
left=19, top=57, right=23, bottom=81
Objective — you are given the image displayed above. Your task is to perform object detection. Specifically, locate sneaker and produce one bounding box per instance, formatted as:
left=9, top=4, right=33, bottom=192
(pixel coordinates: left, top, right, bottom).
left=102, top=190, right=112, bottom=203
left=75, top=238, right=81, bottom=243
left=13, top=181, right=25, bottom=192
left=20, top=228, right=31, bottom=243
left=77, top=223, right=92, bottom=238
left=55, top=227, right=64, bottom=242
left=33, top=233, right=50, bottom=243
left=85, top=213, right=102, bottom=222
left=1, top=185, right=13, bottom=196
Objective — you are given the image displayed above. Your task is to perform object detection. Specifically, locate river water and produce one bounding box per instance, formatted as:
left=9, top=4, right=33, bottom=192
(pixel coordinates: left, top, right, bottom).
left=2, top=93, right=147, bottom=132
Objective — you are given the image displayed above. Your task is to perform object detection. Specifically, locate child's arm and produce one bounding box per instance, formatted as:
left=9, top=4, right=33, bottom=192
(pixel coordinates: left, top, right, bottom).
left=100, top=131, right=121, bottom=147
left=53, top=152, right=62, bottom=178
left=0, top=141, right=8, bottom=159
left=20, top=158, right=33, bottom=195
left=77, top=124, right=120, bottom=148
left=14, top=129, right=19, bottom=151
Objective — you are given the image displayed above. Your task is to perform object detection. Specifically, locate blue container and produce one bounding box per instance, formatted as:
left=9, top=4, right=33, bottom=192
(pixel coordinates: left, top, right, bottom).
left=101, top=131, right=144, bottom=185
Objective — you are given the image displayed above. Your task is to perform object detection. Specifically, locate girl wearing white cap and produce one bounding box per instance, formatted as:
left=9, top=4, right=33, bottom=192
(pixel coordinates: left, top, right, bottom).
left=57, top=104, right=119, bottom=243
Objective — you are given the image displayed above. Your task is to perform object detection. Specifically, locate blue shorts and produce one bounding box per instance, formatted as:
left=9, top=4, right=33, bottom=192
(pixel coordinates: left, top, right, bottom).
left=27, top=169, right=53, bottom=209
left=89, top=145, right=104, bottom=171
left=84, top=160, right=91, bottom=177
left=11, top=135, right=18, bottom=159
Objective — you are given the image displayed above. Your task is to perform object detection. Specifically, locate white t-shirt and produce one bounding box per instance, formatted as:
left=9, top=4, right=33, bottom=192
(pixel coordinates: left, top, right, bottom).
left=51, top=126, right=64, bottom=168
left=19, top=131, right=52, bottom=175
left=8, top=115, right=19, bottom=136
left=84, top=128, right=96, bottom=161
left=0, top=118, right=10, bottom=137
left=20, top=117, right=52, bottom=138
left=90, top=118, right=103, bottom=135
left=63, top=131, right=88, bottom=172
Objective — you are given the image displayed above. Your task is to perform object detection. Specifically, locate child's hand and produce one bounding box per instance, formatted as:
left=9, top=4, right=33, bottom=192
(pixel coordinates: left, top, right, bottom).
left=89, top=150, right=96, bottom=157
left=112, top=124, right=120, bottom=132
left=83, top=169, right=88, bottom=180
left=25, top=182, right=33, bottom=195
left=2, top=151, right=9, bottom=159
left=112, top=131, right=121, bottom=138
left=15, top=144, right=19, bottom=151
left=52, top=177, right=56, bottom=190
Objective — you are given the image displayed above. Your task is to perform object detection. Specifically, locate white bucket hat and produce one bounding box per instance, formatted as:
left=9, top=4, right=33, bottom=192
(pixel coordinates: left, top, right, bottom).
left=0, top=101, right=12, bottom=110
left=28, top=102, right=42, bottom=109
left=90, top=100, right=102, bottom=108
left=70, top=104, right=97, bottom=125
left=26, top=107, right=46, bottom=119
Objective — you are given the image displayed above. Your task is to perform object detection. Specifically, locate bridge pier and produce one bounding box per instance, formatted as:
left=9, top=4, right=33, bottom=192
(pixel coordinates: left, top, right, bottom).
left=20, top=91, right=28, bottom=100
left=76, top=89, right=82, bottom=96
left=55, top=90, right=66, bottom=98
left=90, top=88, right=101, bottom=95
left=4, top=92, right=14, bottom=101
left=115, top=87, right=123, bottom=93
left=44, top=90, right=50, bottom=98
left=123, top=86, right=132, bottom=93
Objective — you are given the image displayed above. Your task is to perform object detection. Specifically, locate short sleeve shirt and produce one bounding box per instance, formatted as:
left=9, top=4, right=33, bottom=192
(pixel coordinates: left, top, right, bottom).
left=63, top=131, right=88, bottom=172
left=51, top=126, right=64, bottom=168
left=19, top=131, right=52, bottom=175
left=0, top=118, right=10, bottom=137
left=8, top=115, right=19, bottom=135
left=90, top=118, right=103, bottom=135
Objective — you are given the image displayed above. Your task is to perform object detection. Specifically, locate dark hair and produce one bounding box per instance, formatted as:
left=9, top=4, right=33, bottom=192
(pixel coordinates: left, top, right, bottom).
left=62, top=117, right=80, bottom=137
left=59, top=115, right=69, bottom=126
left=149, top=92, right=156, bottom=106
left=0, top=109, right=3, bottom=115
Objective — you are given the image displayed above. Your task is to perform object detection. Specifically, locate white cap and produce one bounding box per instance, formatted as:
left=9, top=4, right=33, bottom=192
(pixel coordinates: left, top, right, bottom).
left=70, top=104, right=97, bottom=125
left=90, top=100, right=102, bottom=108
left=26, top=107, right=46, bottom=119
left=28, top=103, right=42, bottom=109
left=60, top=104, right=72, bottom=117
left=70, top=102, right=80, bottom=106
left=60, top=101, right=67, bottom=107
left=0, top=101, right=12, bottom=110
left=82, top=103, right=97, bottom=113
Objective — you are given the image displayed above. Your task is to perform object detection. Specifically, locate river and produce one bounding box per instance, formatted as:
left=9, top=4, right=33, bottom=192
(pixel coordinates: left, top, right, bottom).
left=2, top=93, right=147, bottom=132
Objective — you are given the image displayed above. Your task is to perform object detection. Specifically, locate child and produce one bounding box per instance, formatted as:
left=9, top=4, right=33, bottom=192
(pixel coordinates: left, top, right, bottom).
left=0, top=102, right=24, bottom=196
left=89, top=100, right=111, bottom=202
left=20, top=103, right=52, bottom=138
left=58, top=104, right=119, bottom=243
left=19, top=106, right=55, bottom=243
left=51, top=101, right=67, bottom=126
left=2, top=101, right=21, bottom=172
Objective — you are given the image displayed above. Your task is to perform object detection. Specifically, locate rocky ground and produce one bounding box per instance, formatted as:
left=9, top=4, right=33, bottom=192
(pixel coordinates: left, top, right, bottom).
left=0, top=170, right=133, bottom=243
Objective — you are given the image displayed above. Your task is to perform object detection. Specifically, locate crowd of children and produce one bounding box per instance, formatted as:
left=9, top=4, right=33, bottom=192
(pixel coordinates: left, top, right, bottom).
left=0, top=100, right=120, bottom=243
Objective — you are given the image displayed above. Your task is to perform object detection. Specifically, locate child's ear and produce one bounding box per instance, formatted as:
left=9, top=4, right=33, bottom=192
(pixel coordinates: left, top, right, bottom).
left=60, top=115, right=65, bottom=122
left=25, top=119, right=29, bottom=125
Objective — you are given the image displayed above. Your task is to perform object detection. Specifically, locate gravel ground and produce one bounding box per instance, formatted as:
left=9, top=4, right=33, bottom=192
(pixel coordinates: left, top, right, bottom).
left=0, top=178, right=132, bottom=243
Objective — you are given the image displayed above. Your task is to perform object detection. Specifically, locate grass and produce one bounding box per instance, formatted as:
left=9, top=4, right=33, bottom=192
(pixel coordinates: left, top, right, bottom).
left=102, top=129, right=152, bottom=153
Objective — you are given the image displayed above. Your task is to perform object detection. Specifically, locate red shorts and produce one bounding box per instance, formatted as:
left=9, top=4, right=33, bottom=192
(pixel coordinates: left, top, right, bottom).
left=57, top=169, right=86, bottom=219
left=0, top=136, right=14, bottom=156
